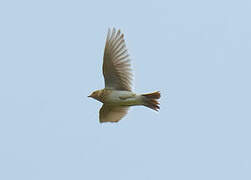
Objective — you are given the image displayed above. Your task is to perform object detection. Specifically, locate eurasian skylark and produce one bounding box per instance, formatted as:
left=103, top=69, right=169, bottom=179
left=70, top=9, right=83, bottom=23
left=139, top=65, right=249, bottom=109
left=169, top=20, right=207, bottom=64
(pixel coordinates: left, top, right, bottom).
left=88, top=28, right=160, bottom=123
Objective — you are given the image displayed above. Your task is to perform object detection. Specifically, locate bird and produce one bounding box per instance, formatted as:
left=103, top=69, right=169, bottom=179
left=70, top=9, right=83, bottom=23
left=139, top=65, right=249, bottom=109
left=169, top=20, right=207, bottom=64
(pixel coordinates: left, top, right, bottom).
left=88, top=28, right=160, bottom=123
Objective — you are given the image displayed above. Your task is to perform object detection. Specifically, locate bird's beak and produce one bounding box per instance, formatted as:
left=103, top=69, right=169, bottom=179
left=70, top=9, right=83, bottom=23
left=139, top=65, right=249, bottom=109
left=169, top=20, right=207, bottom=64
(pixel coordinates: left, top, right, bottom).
left=88, top=94, right=92, bottom=98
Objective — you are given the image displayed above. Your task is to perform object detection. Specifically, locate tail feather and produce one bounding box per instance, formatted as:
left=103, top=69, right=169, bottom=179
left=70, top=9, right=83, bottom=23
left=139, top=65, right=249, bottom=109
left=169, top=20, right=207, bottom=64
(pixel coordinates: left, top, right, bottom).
left=142, top=91, right=160, bottom=111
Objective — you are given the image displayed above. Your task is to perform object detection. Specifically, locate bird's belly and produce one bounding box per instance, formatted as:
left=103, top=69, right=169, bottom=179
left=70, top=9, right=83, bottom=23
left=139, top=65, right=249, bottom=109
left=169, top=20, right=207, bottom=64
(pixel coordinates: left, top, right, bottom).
left=105, top=90, right=142, bottom=106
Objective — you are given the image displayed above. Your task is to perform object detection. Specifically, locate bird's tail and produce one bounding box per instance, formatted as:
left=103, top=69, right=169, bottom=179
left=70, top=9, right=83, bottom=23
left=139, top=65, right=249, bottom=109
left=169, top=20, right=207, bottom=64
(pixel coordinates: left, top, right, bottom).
left=141, top=91, right=160, bottom=111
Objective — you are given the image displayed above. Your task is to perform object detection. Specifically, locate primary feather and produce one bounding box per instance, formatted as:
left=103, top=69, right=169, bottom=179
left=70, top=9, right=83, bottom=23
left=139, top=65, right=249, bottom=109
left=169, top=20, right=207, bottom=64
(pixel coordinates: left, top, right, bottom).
left=99, top=104, right=128, bottom=123
left=103, top=28, right=133, bottom=91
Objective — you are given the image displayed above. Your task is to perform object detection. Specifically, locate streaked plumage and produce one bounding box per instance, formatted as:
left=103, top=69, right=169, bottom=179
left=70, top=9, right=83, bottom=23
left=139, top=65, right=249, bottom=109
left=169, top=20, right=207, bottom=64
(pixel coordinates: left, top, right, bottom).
left=88, top=28, right=160, bottom=123
left=103, top=28, right=132, bottom=91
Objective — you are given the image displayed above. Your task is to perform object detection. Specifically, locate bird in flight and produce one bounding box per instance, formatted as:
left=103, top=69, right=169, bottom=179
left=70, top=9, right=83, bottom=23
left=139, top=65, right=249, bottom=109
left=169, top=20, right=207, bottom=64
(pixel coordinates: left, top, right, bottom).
left=88, top=28, right=160, bottom=123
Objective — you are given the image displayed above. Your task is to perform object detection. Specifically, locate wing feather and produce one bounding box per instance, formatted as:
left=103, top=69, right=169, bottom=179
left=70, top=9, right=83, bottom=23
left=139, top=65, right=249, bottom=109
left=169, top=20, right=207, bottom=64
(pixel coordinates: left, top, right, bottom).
left=99, top=105, right=128, bottom=123
left=103, top=28, right=133, bottom=91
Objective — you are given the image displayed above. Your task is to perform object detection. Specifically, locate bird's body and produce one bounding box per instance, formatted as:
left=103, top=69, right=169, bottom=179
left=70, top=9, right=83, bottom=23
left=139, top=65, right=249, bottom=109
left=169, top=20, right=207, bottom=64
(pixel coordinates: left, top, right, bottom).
left=92, top=89, right=142, bottom=106
left=88, top=28, right=161, bottom=123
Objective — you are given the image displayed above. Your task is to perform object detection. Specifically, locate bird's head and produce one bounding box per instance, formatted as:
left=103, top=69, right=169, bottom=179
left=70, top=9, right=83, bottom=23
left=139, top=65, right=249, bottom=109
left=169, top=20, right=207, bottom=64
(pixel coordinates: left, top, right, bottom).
left=88, top=90, right=103, bottom=102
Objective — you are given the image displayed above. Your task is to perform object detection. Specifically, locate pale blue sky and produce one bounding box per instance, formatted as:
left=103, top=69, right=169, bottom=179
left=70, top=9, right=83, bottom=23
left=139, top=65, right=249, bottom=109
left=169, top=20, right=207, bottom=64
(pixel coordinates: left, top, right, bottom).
left=0, top=0, right=250, bottom=179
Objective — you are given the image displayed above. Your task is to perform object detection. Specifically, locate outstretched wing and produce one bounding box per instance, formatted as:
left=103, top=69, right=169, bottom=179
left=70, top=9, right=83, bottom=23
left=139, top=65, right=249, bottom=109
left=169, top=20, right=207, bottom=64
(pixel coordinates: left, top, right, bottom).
left=99, top=104, right=129, bottom=123
left=103, top=28, right=133, bottom=91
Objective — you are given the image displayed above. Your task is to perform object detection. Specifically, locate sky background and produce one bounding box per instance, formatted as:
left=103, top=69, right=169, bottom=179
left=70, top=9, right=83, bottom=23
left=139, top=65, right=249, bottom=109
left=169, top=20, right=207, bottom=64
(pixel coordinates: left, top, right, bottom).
left=0, top=0, right=251, bottom=179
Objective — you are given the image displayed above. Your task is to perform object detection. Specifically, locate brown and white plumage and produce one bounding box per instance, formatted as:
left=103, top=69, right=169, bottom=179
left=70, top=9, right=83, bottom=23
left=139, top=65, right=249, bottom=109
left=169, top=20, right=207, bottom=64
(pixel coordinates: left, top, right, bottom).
left=99, top=105, right=128, bottom=123
left=88, top=28, right=160, bottom=123
left=103, top=28, right=133, bottom=91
